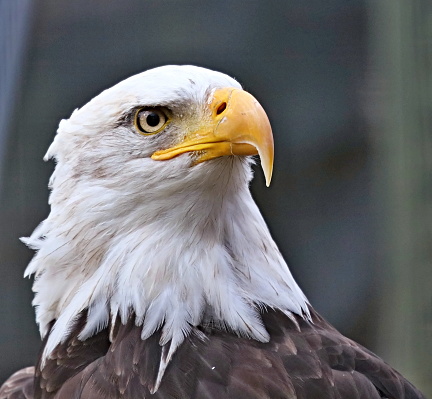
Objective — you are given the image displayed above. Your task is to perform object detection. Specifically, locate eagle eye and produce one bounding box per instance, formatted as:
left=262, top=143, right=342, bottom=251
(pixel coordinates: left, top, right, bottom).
left=135, top=107, right=169, bottom=135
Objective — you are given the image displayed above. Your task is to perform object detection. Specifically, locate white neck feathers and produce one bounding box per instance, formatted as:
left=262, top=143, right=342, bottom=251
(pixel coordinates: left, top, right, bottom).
left=24, top=155, right=309, bottom=367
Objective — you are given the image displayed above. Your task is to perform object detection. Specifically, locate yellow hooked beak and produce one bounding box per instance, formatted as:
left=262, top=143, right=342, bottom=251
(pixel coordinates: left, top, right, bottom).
left=151, top=87, right=274, bottom=186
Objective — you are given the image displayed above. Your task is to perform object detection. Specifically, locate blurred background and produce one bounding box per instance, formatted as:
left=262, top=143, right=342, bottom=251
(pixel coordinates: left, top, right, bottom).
left=0, top=0, right=431, bottom=395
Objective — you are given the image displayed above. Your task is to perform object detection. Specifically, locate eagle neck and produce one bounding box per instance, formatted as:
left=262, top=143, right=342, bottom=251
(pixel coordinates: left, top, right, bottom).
left=26, top=158, right=310, bottom=365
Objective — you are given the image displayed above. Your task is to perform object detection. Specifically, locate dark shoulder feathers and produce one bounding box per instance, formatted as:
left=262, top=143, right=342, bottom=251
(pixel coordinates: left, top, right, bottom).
left=0, top=307, right=426, bottom=399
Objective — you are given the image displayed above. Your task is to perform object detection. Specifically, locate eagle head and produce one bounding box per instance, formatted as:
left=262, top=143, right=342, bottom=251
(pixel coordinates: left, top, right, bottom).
left=23, top=65, right=308, bottom=376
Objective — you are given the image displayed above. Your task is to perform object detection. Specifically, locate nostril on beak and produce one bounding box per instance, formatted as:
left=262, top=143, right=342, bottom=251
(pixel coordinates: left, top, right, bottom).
left=216, top=102, right=227, bottom=115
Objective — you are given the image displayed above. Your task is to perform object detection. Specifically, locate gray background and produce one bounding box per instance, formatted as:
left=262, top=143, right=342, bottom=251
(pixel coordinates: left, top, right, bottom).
left=0, top=0, right=430, bottom=395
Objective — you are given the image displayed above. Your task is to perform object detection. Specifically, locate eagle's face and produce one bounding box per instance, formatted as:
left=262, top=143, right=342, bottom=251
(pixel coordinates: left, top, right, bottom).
left=47, top=65, right=273, bottom=217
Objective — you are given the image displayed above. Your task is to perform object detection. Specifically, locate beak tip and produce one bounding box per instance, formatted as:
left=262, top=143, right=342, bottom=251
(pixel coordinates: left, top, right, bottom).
left=259, top=150, right=273, bottom=188
left=264, top=171, right=273, bottom=187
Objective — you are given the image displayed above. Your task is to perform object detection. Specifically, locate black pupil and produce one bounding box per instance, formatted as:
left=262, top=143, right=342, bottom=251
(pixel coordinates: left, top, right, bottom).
left=146, top=112, right=160, bottom=127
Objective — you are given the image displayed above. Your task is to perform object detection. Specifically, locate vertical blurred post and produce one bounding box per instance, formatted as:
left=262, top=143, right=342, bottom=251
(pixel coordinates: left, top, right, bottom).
left=0, top=0, right=36, bottom=383
left=0, top=0, right=33, bottom=193
left=369, top=0, right=432, bottom=395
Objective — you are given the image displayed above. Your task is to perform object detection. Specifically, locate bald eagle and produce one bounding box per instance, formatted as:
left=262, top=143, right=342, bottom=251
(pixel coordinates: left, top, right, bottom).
left=0, top=66, right=425, bottom=399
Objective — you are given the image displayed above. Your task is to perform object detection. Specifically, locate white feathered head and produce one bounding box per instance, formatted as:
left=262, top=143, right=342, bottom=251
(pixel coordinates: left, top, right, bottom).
left=23, top=66, right=308, bottom=373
